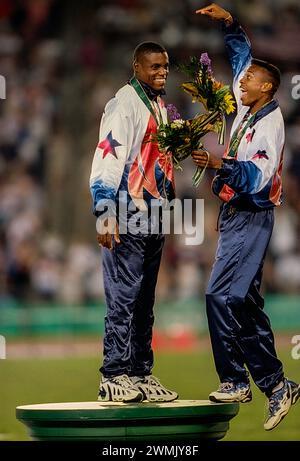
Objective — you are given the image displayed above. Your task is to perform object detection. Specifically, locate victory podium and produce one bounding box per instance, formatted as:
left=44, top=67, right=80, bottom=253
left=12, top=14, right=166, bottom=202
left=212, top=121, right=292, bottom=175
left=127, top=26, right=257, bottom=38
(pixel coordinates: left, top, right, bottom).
left=16, top=400, right=239, bottom=441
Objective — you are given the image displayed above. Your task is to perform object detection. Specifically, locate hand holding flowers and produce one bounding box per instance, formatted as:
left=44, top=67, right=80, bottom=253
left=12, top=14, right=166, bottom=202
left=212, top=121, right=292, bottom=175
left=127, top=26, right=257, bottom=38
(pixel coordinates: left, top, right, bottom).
left=153, top=52, right=235, bottom=186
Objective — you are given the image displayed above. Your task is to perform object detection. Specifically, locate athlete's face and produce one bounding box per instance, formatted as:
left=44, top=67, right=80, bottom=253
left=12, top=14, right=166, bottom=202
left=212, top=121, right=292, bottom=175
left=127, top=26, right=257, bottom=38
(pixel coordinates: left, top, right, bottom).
left=239, top=64, right=272, bottom=111
left=134, top=52, right=169, bottom=91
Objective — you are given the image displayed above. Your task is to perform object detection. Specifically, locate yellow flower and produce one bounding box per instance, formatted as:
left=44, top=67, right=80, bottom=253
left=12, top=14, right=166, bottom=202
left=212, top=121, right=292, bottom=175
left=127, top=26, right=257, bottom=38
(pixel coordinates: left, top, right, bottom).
left=213, top=80, right=223, bottom=91
left=181, top=83, right=208, bottom=109
left=223, top=93, right=236, bottom=114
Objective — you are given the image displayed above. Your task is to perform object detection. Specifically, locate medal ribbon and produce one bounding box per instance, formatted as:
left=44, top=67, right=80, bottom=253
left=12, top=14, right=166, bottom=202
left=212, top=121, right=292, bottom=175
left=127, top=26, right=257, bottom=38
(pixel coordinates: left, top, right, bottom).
left=129, top=77, right=163, bottom=126
left=226, top=100, right=277, bottom=159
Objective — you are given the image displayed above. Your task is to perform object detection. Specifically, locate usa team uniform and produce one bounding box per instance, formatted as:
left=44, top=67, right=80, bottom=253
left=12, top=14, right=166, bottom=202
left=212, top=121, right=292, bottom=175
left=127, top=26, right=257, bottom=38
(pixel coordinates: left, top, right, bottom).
left=90, top=82, right=175, bottom=377
left=206, top=20, right=285, bottom=394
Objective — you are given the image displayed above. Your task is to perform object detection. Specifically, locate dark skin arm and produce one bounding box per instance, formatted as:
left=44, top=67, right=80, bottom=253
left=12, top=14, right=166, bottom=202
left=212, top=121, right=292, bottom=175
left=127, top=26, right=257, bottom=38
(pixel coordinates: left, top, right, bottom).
left=192, top=4, right=234, bottom=171
left=195, top=3, right=233, bottom=25
left=192, top=149, right=223, bottom=170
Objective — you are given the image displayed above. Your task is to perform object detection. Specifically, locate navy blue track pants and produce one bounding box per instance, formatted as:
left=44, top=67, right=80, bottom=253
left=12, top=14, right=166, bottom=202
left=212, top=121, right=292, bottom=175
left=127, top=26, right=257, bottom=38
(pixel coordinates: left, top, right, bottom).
left=206, top=204, right=284, bottom=395
left=101, top=232, right=164, bottom=377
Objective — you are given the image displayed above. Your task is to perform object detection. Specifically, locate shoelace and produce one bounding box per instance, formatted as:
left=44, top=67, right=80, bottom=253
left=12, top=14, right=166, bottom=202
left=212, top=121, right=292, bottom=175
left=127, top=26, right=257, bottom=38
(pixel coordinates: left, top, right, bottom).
left=268, top=391, right=283, bottom=415
left=146, top=376, right=161, bottom=386
left=111, top=375, right=133, bottom=388
left=143, top=375, right=166, bottom=396
left=219, top=382, right=234, bottom=392
left=265, top=385, right=288, bottom=418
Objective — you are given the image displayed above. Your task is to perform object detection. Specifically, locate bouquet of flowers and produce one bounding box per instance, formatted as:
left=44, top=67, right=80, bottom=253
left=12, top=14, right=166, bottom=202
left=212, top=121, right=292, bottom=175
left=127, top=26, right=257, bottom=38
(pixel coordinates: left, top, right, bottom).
left=155, top=53, right=235, bottom=186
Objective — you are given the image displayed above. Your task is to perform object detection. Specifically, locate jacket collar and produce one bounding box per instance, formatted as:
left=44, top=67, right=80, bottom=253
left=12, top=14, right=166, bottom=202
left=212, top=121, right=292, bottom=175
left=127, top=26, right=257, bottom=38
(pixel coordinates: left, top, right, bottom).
left=134, top=78, right=166, bottom=101
left=249, top=99, right=279, bottom=128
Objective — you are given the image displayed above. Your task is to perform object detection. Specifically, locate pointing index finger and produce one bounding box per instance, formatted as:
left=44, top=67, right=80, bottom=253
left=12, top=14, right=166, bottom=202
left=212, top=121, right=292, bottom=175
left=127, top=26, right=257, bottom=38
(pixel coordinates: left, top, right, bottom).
left=195, top=7, right=212, bottom=14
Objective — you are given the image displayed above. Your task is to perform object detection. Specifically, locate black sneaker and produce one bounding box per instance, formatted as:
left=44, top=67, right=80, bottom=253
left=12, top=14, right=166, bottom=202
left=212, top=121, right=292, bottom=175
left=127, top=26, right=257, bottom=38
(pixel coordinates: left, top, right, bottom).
left=264, top=379, right=292, bottom=430
left=209, top=382, right=252, bottom=403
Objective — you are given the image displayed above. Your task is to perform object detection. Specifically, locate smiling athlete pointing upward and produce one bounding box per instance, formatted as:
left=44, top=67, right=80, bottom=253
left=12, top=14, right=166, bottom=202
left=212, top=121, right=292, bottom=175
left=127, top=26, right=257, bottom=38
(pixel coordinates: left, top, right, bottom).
left=192, top=3, right=300, bottom=431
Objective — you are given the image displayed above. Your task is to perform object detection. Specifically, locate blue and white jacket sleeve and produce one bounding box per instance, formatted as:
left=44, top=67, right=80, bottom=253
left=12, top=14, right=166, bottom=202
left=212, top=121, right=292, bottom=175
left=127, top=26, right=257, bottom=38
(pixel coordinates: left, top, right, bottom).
left=89, top=98, right=134, bottom=217
left=222, top=19, right=252, bottom=112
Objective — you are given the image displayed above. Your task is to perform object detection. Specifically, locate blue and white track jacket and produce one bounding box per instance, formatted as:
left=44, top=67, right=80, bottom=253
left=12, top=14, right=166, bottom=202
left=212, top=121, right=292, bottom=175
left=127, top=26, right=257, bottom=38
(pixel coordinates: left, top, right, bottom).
left=89, top=84, right=175, bottom=217
left=212, top=20, right=284, bottom=210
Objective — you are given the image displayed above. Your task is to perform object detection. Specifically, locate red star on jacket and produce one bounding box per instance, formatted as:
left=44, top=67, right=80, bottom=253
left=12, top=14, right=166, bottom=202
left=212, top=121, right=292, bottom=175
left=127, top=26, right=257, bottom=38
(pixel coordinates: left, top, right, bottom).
left=98, top=131, right=122, bottom=159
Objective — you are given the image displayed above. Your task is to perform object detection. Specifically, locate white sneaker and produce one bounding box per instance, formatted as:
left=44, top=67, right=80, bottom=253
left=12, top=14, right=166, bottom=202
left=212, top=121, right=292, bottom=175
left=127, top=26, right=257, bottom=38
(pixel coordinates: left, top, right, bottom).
left=287, top=379, right=300, bottom=405
left=209, top=382, right=252, bottom=403
left=264, top=379, right=292, bottom=431
left=98, top=374, right=143, bottom=403
left=131, top=375, right=178, bottom=402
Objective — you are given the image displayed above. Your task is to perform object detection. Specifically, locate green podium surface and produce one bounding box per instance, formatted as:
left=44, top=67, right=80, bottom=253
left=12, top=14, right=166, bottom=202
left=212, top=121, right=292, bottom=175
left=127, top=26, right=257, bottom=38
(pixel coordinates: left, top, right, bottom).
left=16, top=400, right=239, bottom=441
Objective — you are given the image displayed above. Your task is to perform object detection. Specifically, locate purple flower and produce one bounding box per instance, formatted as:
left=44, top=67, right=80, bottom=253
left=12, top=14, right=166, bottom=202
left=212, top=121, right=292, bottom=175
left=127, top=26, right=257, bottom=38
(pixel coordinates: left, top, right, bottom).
left=166, top=104, right=181, bottom=122
left=200, top=52, right=212, bottom=74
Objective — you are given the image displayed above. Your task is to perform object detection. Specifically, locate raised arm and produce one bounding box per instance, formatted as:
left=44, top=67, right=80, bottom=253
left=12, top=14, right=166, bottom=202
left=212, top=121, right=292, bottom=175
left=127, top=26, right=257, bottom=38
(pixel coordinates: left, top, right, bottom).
left=196, top=3, right=253, bottom=109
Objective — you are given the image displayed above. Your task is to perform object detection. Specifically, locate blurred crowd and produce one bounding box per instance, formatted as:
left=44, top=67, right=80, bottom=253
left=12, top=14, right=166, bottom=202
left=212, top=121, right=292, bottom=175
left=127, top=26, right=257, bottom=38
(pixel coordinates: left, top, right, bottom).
left=0, top=0, right=299, bottom=307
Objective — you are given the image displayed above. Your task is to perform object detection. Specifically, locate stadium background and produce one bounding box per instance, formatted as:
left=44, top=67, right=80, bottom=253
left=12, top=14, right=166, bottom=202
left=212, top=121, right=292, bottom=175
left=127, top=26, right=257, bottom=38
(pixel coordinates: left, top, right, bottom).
left=0, top=0, right=300, bottom=441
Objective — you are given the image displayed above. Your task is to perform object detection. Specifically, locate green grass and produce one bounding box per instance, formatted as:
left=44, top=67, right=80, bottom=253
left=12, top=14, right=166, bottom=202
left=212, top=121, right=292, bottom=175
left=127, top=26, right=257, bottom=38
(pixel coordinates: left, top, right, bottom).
left=0, top=347, right=300, bottom=441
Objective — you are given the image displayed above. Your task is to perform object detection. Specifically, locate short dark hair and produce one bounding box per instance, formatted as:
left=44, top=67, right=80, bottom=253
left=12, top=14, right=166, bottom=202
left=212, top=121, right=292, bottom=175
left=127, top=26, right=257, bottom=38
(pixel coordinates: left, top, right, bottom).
left=133, top=41, right=167, bottom=63
left=251, top=58, right=281, bottom=95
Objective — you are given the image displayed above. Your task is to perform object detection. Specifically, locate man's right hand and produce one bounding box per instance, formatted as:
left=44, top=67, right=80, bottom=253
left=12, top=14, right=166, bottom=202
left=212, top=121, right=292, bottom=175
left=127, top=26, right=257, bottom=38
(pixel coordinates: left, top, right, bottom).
left=96, top=216, right=120, bottom=250
left=196, top=3, right=233, bottom=25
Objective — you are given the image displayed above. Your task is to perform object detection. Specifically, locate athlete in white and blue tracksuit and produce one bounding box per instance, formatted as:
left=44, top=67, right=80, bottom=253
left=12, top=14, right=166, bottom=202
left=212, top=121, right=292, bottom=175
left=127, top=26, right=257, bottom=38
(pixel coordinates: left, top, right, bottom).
left=90, top=70, right=175, bottom=379
left=205, top=19, right=286, bottom=396
left=194, top=2, right=300, bottom=431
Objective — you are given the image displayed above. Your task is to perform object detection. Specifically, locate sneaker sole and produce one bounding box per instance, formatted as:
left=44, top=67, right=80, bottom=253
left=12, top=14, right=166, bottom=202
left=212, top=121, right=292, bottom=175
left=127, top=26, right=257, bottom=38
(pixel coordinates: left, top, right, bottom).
left=144, top=395, right=179, bottom=403
left=209, top=392, right=252, bottom=404
left=97, top=392, right=143, bottom=403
